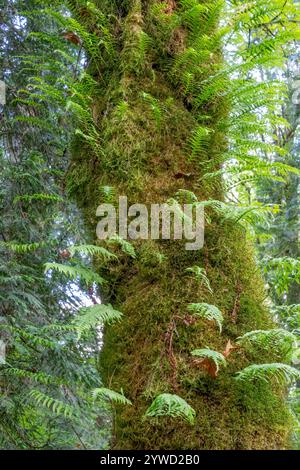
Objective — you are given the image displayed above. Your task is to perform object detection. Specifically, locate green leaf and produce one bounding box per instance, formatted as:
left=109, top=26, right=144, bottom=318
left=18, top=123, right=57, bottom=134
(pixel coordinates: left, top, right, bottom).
left=73, top=304, right=123, bottom=338
left=185, top=266, right=213, bottom=294
left=145, top=393, right=196, bottom=425
left=92, top=388, right=132, bottom=405
left=187, top=303, right=223, bottom=332
left=106, top=235, right=136, bottom=258
left=191, top=348, right=226, bottom=373
left=29, top=390, right=76, bottom=418
left=236, top=363, right=300, bottom=385
left=44, top=262, right=105, bottom=286
left=237, top=329, right=296, bottom=358
left=68, top=244, right=117, bottom=260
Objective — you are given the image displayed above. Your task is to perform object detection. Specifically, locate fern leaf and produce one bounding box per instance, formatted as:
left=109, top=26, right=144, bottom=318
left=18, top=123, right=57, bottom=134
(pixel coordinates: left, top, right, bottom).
left=99, top=185, right=116, bottom=203
left=14, top=193, right=63, bottom=204
left=236, top=363, right=300, bottom=385
left=187, top=303, right=223, bottom=332
left=44, top=262, right=105, bottom=286
left=237, top=329, right=296, bottom=358
left=141, top=92, right=162, bottom=127
left=0, top=241, right=46, bottom=253
left=185, top=267, right=213, bottom=294
left=144, top=393, right=196, bottom=425
left=2, top=367, right=58, bottom=386
left=191, top=348, right=226, bottom=373
left=29, top=390, right=76, bottom=418
left=92, top=388, right=132, bottom=405
left=175, top=189, right=198, bottom=204
left=106, top=235, right=136, bottom=258
left=73, top=304, right=123, bottom=338
left=188, top=125, right=211, bottom=160
left=68, top=244, right=117, bottom=260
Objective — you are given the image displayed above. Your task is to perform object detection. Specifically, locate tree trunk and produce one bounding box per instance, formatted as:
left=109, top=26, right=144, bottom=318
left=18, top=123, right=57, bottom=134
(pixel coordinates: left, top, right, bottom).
left=67, top=0, right=292, bottom=449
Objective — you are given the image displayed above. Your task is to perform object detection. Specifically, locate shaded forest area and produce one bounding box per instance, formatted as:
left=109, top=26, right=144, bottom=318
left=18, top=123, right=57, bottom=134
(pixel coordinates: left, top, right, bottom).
left=1, top=0, right=300, bottom=451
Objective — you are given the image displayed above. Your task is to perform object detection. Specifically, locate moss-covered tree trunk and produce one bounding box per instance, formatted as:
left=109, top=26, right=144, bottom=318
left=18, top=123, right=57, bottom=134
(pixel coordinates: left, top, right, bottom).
left=68, top=0, right=292, bottom=449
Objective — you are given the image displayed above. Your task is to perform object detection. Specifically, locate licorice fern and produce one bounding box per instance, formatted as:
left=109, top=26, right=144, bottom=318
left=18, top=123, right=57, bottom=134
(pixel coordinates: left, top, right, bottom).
left=175, top=189, right=198, bottom=204
left=237, top=329, right=297, bottom=358
left=191, top=348, right=226, bottom=373
left=185, top=266, right=213, bottom=294
left=141, top=92, right=163, bottom=128
left=44, top=262, right=105, bottom=286
left=187, top=303, right=223, bottom=332
left=92, top=388, right=132, bottom=406
left=0, top=241, right=47, bottom=253
left=99, top=185, right=116, bottom=203
left=1, top=367, right=59, bottom=386
left=235, top=363, right=300, bottom=386
left=106, top=235, right=136, bottom=259
left=144, top=393, right=196, bottom=425
left=14, top=193, right=63, bottom=204
left=68, top=244, right=117, bottom=260
left=73, top=304, right=123, bottom=338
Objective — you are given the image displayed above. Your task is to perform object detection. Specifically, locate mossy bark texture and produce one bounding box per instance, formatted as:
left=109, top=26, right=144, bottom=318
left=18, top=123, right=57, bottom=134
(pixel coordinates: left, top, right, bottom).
left=68, top=0, right=292, bottom=449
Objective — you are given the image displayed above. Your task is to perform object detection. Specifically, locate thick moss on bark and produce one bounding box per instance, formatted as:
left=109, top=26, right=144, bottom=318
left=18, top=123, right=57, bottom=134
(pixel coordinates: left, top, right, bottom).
left=67, top=0, right=293, bottom=449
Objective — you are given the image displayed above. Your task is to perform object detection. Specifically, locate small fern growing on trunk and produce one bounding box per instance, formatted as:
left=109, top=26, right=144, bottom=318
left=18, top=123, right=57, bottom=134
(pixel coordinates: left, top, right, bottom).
left=144, top=394, right=196, bottom=425
left=187, top=303, right=223, bottom=332
left=235, top=363, right=300, bottom=386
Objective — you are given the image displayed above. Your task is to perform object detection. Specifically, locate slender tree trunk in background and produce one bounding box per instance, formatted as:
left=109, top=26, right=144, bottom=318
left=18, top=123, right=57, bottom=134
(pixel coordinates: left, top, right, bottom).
left=68, top=0, right=292, bottom=449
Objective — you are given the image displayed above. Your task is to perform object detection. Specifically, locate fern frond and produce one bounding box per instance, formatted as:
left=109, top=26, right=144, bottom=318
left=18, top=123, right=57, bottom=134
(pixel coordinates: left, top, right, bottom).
left=0, top=325, right=57, bottom=349
left=188, top=125, right=211, bottom=160
left=68, top=244, right=117, bottom=260
left=187, top=303, right=223, bottom=332
left=44, top=262, right=105, bottom=286
left=191, top=348, right=226, bottom=373
left=236, top=363, right=300, bottom=385
left=198, top=199, right=272, bottom=228
left=29, top=390, right=76, bottom=418
left=106, top=235, right=136, bottom=258
left=141, top=92, right=162, bottom=127
left=73, top=304, right=123, bottom=338
left=114, top=100, right=130, bottom=120
left=2, top=367, right=58, bottom=386
left=14, top=193, right=63, bottom=204
left=0, top=241, right=46, bottom=253
left=185, top=266, right=213, bottom=293
left=175, top=189, right=198, bottom=204
left=92, top=387, right=132, bottom=405
left=144, top=393, right=195, bottom=425
left=99, top=185, right=116, bottom=203
left=237, top=329, right=296, bottom=358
